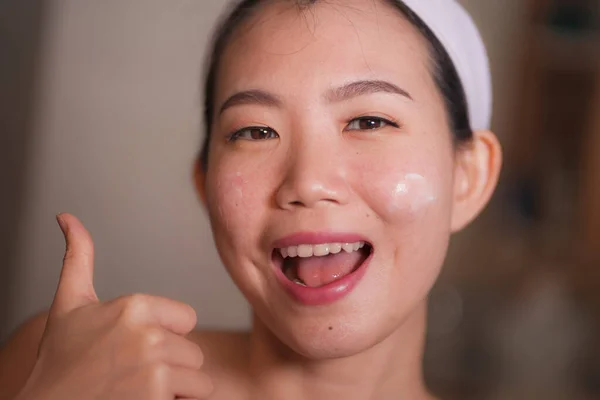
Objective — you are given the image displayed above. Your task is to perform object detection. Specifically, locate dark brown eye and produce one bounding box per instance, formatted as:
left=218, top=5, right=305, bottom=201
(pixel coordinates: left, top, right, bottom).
left=345, top=116, right=397, bottom=131
left=230, top=126, right=279, bottom=141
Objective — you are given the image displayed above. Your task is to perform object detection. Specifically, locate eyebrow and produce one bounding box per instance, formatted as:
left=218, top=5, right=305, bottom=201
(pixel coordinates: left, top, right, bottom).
left=218, top=79, right=412, bottom=115
left=325, top=80, right=413, bottom=103
left=219, top=90, right=283, bottom=115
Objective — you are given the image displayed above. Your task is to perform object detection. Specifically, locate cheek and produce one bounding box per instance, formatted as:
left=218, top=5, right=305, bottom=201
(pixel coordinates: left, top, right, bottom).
left=383, top=172, right=438, bottom=215
left=366, top=169, right=449, bottom=221
left=357, top=154, right=455, bottom=304
left=222, top=172, right=246, bottom=207
left=356, top=156, right=454, bottom=227
left=206, top=170, right=261, bottom=245
left=208, top=172, right=244, bottom=219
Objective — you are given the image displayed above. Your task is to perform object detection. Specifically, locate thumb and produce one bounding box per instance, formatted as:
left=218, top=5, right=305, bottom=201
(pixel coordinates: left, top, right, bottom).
left=49, top=213, right=99, bottom=317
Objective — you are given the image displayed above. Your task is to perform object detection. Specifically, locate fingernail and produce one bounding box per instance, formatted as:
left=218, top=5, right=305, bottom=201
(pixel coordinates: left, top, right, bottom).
left=56, top=213, right=67, bottom=235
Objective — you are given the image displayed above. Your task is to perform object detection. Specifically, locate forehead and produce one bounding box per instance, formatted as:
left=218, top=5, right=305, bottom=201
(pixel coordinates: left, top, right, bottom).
left=216, top=0, right=435, bottom=104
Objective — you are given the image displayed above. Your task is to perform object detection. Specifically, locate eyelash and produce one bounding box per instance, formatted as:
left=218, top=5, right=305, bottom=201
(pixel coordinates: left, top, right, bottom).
left=344, top=116, right=400, bottom=131
left=227, top=116, right=400, bottom=142
left=227, top=126, right=278, bottom=142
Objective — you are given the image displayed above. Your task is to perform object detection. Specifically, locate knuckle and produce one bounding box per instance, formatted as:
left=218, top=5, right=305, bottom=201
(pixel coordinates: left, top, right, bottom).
left=141, top=327, right=165, bottom=348
left=62, top=247, right=76, bottom=264
left=117, top=293, right=150, bottom=324
left=63, top=247, right=92, bottom=264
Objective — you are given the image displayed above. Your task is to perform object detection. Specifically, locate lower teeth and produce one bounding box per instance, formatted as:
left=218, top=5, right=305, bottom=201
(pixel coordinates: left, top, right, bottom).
left=283, top=261, right=307, bottom=286
left=293, top=278, right=306, bottom=286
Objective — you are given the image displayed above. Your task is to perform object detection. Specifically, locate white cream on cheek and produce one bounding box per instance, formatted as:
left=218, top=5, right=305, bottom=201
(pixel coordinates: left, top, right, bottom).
left=388, top=172, right=438, bottom=214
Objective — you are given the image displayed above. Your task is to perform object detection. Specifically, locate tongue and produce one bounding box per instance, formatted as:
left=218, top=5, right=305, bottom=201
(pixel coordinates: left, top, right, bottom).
left=295, top=251, right=363, bottom=288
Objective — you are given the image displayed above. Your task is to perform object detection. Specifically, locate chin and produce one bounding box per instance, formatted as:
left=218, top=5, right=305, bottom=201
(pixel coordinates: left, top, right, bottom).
left=265, top=310, right=403, bottom=360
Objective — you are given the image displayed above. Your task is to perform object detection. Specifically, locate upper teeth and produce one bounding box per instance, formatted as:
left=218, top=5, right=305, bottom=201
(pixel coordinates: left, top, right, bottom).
left=279, top=242, right=366, bottom=258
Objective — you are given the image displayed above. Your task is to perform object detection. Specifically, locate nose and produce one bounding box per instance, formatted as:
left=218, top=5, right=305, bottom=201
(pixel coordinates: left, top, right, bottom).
left=275, top=135, right=350, bottom=210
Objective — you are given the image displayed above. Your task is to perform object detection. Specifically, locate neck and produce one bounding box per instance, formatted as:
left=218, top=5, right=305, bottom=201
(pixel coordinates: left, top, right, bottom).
left=246, top=303, right=433, bottom=400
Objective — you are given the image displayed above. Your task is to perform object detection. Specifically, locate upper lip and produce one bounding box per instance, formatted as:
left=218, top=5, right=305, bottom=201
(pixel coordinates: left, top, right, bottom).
left=272, top=232, right=372, bottom=249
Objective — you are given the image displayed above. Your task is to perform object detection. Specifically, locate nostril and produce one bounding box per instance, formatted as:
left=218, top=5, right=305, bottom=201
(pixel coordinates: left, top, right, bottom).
left=276, top=179, right=349, bottom=210
left=287, top=198, right=340, bottom=208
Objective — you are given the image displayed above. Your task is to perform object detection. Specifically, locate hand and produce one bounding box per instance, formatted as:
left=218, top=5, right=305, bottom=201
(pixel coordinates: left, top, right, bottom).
left=16, top=213, right=212, bottom=400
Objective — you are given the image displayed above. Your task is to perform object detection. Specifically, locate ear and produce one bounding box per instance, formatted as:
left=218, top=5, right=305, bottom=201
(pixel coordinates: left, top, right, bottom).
left=450, top=130, right=502, bottom=232
left=193, top=157, right=208, bottom=208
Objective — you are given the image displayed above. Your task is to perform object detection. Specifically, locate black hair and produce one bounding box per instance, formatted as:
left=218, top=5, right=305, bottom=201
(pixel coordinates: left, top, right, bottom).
left=200, top=0, right=473, bottom=170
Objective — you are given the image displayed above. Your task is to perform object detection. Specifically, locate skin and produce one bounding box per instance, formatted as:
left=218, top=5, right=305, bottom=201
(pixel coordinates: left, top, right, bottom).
left=0, top=1, right=502, bottom=399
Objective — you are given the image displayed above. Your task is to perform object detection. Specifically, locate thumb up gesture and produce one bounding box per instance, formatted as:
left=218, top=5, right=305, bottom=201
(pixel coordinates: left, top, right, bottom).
left=16, top=214, right=213, bottom=400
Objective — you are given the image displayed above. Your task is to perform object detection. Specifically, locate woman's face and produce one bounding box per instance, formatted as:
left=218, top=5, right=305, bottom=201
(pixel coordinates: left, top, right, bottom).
left=204, top=0, right=461, bottom=358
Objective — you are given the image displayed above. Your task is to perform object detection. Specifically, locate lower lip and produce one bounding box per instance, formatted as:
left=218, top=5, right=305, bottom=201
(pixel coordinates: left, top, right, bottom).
left=273, top=250, right=373, bottom=306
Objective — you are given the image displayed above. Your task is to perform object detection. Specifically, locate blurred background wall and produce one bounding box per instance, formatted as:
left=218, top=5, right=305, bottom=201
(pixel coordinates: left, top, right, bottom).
left=1, top=0, right=599, bottom=399
left=0, top=0, right=47, bottom=344
left=0, top=0, right=249, bottom=341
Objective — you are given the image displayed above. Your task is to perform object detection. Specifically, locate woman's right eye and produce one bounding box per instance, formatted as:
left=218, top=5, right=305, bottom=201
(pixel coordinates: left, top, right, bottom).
left=228, top=127, right=279, bottom=142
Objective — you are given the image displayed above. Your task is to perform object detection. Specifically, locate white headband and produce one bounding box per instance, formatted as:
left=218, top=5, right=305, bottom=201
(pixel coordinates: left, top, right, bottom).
left=401, top=0, right=493, bottom=130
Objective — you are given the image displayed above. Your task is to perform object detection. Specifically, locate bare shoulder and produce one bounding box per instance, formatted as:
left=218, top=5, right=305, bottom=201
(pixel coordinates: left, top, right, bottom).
left=187, top=329, right=250, bottom=373
left=0, top=311, right=49, bottom=400
left=187, top=329, right=251, bottom=399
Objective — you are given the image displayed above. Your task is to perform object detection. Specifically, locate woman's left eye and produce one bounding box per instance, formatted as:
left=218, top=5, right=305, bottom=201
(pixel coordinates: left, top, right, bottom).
left=345, top=116, right=399, bottom=131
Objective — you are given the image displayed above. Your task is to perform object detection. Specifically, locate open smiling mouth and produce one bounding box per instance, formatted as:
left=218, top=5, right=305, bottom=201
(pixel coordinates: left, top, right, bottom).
left=273, top=242, right=373, bottom=288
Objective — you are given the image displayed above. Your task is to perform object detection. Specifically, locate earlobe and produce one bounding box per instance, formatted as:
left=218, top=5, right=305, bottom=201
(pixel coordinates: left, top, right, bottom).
left=193, top=158, right=208, bottom=208
left=450, top=130, right=502, bottom=232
